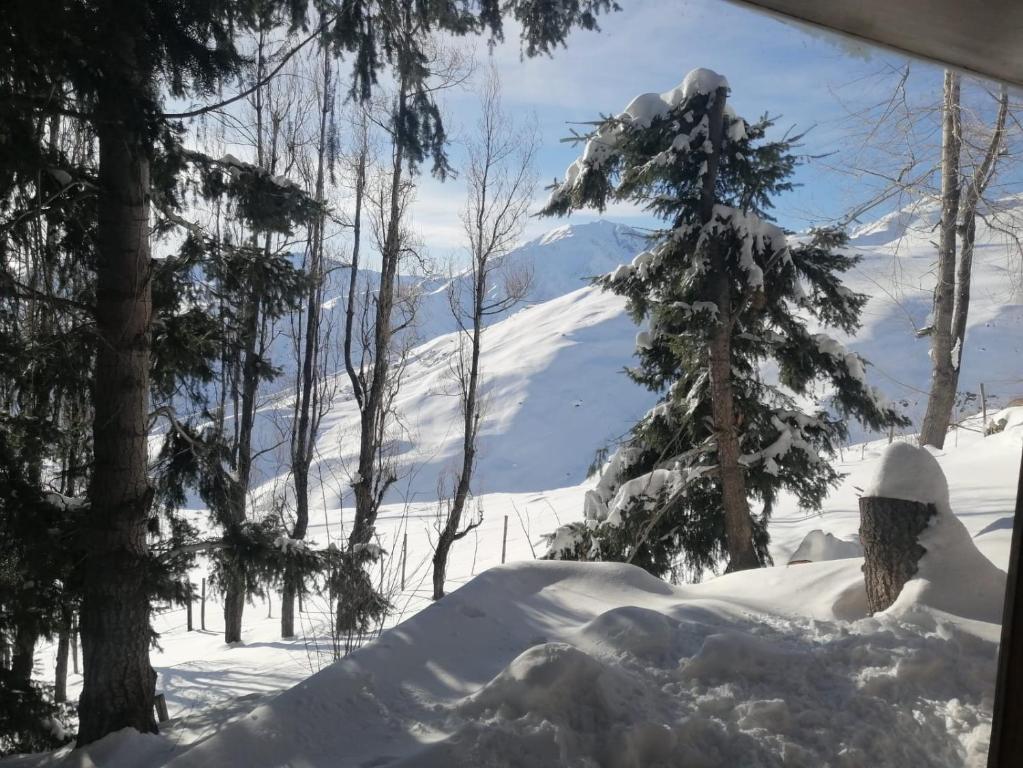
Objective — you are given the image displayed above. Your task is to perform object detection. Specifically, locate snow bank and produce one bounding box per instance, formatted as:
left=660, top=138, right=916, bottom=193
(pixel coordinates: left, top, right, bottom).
left=864, top=443, right=1007, bottom=625
left=788, top=529, right=863, bottom=564
left=126, top=559, right=1000, bottom=768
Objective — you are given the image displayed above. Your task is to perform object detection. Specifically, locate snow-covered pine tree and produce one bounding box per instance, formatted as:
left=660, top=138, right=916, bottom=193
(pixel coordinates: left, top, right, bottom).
left=541, top=68, right=908, bottom=579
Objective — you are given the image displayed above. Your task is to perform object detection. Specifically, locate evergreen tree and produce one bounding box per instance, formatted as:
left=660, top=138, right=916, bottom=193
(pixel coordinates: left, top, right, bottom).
left=541, top=68, right=907, bottom=579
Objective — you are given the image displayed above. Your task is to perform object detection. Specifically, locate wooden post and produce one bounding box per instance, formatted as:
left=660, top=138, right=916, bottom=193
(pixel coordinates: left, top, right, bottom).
left=981, top=382, right=988, bottom=432
left=200, top=578, right=206, bottom=631
left=70, top=614, right=78, bottom=675
left=988, top=445, right=1023, bottom=768
left=859, top=495, right=936, bottom=613
left=401, top=533, right=407, bottom=591
left=501, top=515, right=509, bottom=564
left=186, top=579, right=193, bottom=631
left=154, top=693, right=169, bottom=723
left=888, top=424, right=895, bottom=444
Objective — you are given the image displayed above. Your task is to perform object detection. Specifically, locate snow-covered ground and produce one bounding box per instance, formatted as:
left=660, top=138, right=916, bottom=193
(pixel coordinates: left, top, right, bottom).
left=8, top=206, right=1022, bottom=766
left=13, top=415, right=1021, bottom=767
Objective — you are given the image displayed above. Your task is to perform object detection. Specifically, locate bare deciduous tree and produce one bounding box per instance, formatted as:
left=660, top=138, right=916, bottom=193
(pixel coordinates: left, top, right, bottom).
left=919, top=75, right=1008, bottom=447
left=432, top=69, right=536, bottom=599
left=830, top=66, right=1015, bottom=447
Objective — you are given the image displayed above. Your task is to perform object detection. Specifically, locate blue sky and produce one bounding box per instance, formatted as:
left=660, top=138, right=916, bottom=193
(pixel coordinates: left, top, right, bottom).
left=411, top=0, right=953, bottom=257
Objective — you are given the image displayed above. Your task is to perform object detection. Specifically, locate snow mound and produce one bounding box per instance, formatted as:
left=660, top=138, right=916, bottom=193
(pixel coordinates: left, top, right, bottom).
left=141, top=560, right=1002, bottom=768
left=788, top=529, right=863, bottom=564
left=863, top=441, right=949, bottom=504
left=864, top=443, right=1007, bottom=625
left=573, top=605, right=684, bottom=662
left=460, top=642, right=632, bottom=728
left=679, top=630, right=806, bottom=684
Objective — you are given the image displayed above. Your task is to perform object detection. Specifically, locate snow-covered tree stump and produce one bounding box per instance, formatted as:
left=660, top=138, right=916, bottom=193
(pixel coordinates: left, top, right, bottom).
left=859, top=496, right=937, bottom=614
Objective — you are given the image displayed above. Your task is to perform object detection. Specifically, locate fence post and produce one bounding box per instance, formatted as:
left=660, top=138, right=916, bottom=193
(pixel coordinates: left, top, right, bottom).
left=186, top=579, right=193, bottom=631
left=200, top=577, right=206, bottom=631
left=401, top=533, right=407, bottom=591
left=154, top=693, right=169, bottom=723
left=981, top=382, right=988, bottom=432
left=501, top=515, right=509, bottom=564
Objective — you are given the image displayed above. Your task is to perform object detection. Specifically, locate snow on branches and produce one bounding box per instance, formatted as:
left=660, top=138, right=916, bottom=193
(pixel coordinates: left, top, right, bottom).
left=541, top=68, right=908, bottom=578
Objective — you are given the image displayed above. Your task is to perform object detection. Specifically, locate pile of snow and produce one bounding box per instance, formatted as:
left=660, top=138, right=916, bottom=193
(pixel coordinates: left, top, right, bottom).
left=34, top=560, right=1001, bottom=768
left=788, top=529, right=863, bottom=564
left=15, top=410, right=1021, bottom=768
left=866, top=442, right=1007, bottom=625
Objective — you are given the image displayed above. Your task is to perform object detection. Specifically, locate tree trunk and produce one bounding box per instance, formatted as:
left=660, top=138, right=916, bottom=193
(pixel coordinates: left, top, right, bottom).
left=699, top=85, right=759, bottom=572
left=78, top=74, right=158, bottom=744
left=54, top=605, right=72, bottom=703
left=349, top=95, right=407, bottom=554
left=281, top=576, right=297, bottom=639
left=920, top=71, right=962, bottom=448
left=223, top=571, right=246, bottom=644
left=859, top=495, right=936, bottom=613
left=284, top=50, right=331, bottom=640
left=10, top=622, right=36, bottom=689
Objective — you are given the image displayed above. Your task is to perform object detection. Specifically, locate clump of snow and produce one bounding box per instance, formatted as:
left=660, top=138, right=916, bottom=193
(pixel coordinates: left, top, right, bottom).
left=604, top=468, right=681, bottom=528
left=44, top=491, right=87, bottom=511
left=551, top=68, right=739, bottom=207
left=788, top=529, right=863, bottom=564
left=864, top=442, right=1006, bottom=625
left=661, top=67, right=730, bottom=107
left=813, top=333, right=867, bottom=382
left=621, top=92, right=670, bottom=128
left=573, top=605, right=683, bottom=662
left=272, top=535, right=308, bottom=554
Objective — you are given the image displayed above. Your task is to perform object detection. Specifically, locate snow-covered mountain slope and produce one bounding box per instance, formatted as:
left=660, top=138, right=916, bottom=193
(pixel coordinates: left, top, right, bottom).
left=245, top=220, right=654, bottom=505
left=25, top=409, right=1021, bottom=768
left=243, top=203, right=1021, bottom=512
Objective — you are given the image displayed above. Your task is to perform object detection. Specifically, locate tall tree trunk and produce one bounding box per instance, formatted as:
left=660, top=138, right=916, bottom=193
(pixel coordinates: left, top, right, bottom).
left=433, top=250, right=486, bottom=599
left=78, top=75, right=157, bottom=744
left=920, top=71, right=962, bottom=448
left=433, top=323, right=481, bottom=600
left=283, top=49, right=331, bottom=640
left=700, top=86, right=758, bottom=572
left=10, top=621, right=36, bottom=688
left=349, top=97, right=406, bottom=553
left=54, top=604, right=72, bottom=703
left=338, top=90, right=407, bottom=642
left=223, top=285, right=263, bottom=645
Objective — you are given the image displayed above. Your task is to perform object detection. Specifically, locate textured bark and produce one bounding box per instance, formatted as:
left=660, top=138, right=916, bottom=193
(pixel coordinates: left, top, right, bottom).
left=700, top=86, right=759, bottom=572
left=859, top=496, right=936, bottom=613
left=920, top=71, right=962, bottom=448
left=54, top=607, right=71, bottom=703
left=78, top=63, right=158, bottom=743
left=280, top=576, right=298, bottom=639
left=10, top=622, right=36, bottom=688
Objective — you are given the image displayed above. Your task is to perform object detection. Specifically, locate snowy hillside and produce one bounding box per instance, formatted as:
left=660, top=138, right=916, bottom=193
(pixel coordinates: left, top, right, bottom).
left=244, top=220, right=654, bottom=505
left=242, top=202, right=1022, bottom=512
